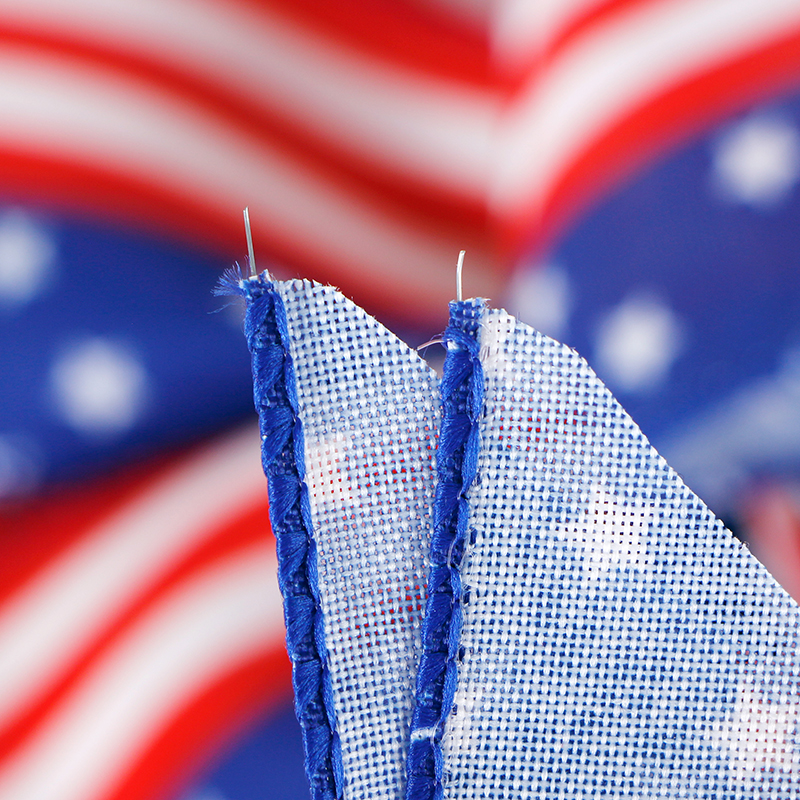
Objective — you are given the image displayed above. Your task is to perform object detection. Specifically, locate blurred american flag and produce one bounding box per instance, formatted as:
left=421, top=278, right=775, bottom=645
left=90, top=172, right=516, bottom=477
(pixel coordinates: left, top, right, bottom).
left=1, top=1, right=800, bottom=798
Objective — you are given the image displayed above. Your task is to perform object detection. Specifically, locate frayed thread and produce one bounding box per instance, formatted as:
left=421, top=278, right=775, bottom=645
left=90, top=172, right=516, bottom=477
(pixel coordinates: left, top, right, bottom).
left=213, top=262, right=247, bottom=297
left=406, top=298, right=485, bottom=800
left=241, top=273, right=342, bottom=800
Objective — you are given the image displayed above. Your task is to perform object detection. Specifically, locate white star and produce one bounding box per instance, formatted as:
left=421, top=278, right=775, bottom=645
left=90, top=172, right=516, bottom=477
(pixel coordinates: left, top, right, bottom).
left=711, top=680, right=800, bottom=782
left=559, top=485, right=653, bottom=581
left=594, top=293, right=684, bottom=393
left=478, top=313, right=515, bottom=381
left=50, top=338, right=148, bottom=437
left=0, top=209, right=56, bottom=305
left=712, top=115, right=800, bottom=208
left=305, top=434, right=354, bottom=515
left=504, top=263, right=571, bottom=341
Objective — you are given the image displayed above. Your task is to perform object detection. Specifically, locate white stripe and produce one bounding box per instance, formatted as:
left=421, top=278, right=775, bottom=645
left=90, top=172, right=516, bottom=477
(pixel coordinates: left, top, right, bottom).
left=491, top=0, right=609, bottom=65
left=0, top=426, right=266, bottom=729
left=0, top=0, right=496, bottom=198
left=491, top=0, right=800, bottom=214
left=0, top=544, right=283, bottom=800
left=0, top=44, right=476, bottom=298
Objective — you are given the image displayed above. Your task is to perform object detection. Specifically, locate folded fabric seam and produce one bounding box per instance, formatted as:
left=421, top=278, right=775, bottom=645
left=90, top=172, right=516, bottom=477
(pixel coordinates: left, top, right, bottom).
left=406, top=298, right=485, bottom=800
left=218, top=269, right=343, bottom=800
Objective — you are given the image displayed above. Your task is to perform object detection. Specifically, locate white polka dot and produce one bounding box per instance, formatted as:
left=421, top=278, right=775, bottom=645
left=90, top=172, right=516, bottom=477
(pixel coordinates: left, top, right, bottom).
left=305, top=434, right=354, bottom=515
left=50, top=339, right=148, bottom=436
left=594, top=293, right=684, bottom=393
left=0, top=209, right=56, bottom=305
left=712, top=116, right=800, bottom=208
left=503, top=264, right=571, bottom=341
left=559, top=485, right=653, bottom=582
left=710, top=680, right=800, bottom=782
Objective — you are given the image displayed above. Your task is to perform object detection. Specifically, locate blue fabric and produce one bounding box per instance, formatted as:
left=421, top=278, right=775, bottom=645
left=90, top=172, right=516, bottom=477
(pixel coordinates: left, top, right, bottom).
left=219, top=269, right=342, bottom=800
left=406, top=299, right=485, bottom=800
left=220, top=277, right=800, bottom=800
left=435, top=306, right=800, bottom=798
left=0, top=209, right=251, bottom=495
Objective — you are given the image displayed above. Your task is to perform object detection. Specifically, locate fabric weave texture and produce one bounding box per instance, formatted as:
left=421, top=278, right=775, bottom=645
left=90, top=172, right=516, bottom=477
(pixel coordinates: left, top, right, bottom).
left=238, top=277, right=800, bottom=800
left=238, top=275, right=440, bottom=800
left=419, top=304, right=800, bottom=799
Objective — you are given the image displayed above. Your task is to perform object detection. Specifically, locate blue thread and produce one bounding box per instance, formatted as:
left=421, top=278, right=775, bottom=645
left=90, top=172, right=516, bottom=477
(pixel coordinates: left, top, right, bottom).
left=217, top=271, right=343, bottom=800
left=406, top=299, right=485, bottom=800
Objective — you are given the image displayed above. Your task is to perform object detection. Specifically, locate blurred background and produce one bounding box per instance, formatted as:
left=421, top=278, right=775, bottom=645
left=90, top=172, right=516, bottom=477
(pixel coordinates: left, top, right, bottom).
left=0, top=1, right=800, bottom=798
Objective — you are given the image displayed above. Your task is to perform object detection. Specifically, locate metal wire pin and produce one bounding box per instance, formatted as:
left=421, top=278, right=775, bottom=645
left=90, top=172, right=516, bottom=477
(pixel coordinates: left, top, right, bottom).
left=456, top=249, right=466, bottom=302
left=243, top=207, right=259, bottom=279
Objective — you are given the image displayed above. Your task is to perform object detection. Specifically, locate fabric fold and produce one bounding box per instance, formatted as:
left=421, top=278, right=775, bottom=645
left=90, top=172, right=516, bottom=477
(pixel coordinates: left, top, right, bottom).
left=230, top=273, right=440, bottom=800
left=408, top=300, right=800, bottom=799
left=228, top=273, right=800, bottom=799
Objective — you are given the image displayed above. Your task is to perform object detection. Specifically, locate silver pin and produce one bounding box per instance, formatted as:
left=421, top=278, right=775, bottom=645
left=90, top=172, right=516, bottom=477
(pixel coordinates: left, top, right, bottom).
left=456, top=249, right=466, bottom=302
left=243, top=207, right=259, bottom=279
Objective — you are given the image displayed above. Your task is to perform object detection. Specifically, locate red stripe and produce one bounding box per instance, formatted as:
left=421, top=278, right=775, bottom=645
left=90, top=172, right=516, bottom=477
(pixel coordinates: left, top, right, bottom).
left=106, top=648, right=291, bottom=800
left=252, top=0, right=493, bottom=87
left=0, top=35, right=493, bottom=312
left=495, top=0, right=655, bottom=80
left=0, top=500, right=274, bottom=761
left=547, top=0, right=653, bottom=59
left=506, top=27, right=800, bottom=259
left=3, top=7, right=798, bottom=317
left=0, top=147, right=491, bottom=326
left=0, top=148, right=242, bottom=254
left=0, top=452, right=182, bottom=606
left=0, top=28, right=488, bottom=230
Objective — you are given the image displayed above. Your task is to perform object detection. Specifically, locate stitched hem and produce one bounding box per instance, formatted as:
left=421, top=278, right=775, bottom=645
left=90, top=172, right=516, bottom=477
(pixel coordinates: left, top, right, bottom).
left=218, top=269, right=342, bottom=800
left=406, top=298, right=485, bottom=800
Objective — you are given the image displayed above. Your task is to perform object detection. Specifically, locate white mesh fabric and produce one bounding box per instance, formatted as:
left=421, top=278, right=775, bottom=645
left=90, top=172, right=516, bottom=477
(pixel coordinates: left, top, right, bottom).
left=277, top=280, right=439, bottom=800
left=443, top=308, right=800, bottom=798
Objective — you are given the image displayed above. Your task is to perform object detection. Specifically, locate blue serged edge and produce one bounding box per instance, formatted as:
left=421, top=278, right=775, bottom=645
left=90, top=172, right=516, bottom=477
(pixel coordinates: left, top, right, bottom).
left=217, top=267, right=343, bottom=800
left=405, top=298, right=485, bottom=800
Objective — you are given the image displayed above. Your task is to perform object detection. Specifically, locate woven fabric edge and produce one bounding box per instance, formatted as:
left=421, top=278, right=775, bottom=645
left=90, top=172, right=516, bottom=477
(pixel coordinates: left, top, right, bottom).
left=406, top=298, right=485, bottom=800
left=220, top=269, right=343, bottom=800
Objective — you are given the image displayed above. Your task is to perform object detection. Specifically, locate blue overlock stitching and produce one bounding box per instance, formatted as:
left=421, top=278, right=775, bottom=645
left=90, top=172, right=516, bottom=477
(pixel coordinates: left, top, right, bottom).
left=406, top=298, right=485, bottom=800
left=217, top=269, right=344, bottom=800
